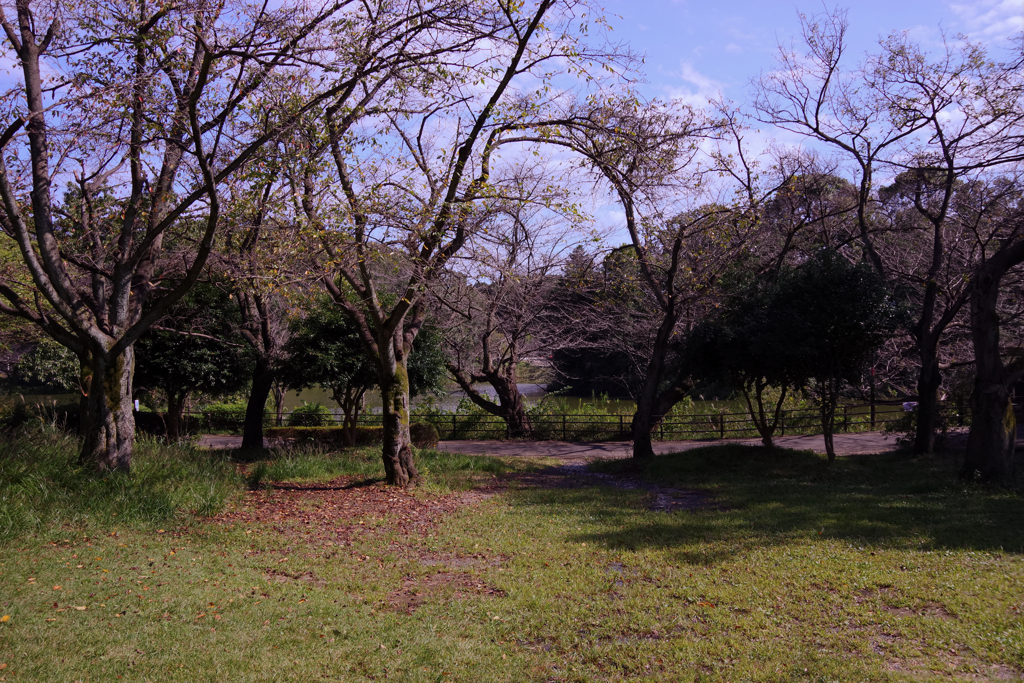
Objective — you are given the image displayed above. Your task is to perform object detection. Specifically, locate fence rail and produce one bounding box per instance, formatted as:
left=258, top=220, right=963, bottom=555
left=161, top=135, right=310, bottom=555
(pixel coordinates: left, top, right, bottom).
left=169, top=399, right=966, bottom=442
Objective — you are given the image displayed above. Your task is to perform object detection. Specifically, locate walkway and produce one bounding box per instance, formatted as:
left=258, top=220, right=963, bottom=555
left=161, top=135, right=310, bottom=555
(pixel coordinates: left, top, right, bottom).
left=433, top=431, right=904, bottom=461
left=197, top=430, right=908, bottom=459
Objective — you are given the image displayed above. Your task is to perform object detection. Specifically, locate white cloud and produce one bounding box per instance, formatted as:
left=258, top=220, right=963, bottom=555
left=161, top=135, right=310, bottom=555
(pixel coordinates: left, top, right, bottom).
left=949, top=0, right=1023, bottom=41
left=725, top=43, right=743, bottom=54
left=661, top=61, right=725, bottom=108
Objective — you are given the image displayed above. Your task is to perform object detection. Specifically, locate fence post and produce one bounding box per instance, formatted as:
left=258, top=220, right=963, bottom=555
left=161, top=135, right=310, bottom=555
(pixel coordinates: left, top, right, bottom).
left=719, top=414, right=725, bottom=439
left=780, top=411, right=785, bottom=437
left=562, top=415, right=566, bottom=440
left=619, top=414, right=624, bottom=439
left=843, top=406, right=849, bottom=433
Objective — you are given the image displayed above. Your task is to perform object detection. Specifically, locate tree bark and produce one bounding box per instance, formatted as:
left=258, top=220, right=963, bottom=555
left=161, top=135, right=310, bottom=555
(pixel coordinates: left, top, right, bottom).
left=818, top=375, right=839, bottom=463
left=492, top=374, right=532, bottom=438
left=79, top=344, right=136, bottom=472
left=962, top=384, right=1015, bottom=483
left=272, top=382, right=286, bottom=427
left=742, top=379, right=787, bottom=448
left=379, top=356, right=418, bottom=487
left=165, top=390, right=185, bottom=442
left=913, top=341, right=942, bottom=455
left=631, top=314, right=680, bottom=460
left=332, top=386, right=365, bottom=447
left=448, top=364, right=533, bottom=439
left=961, top=247, right=1024, bottom=485
left=242, top=360, right=274, bottom=450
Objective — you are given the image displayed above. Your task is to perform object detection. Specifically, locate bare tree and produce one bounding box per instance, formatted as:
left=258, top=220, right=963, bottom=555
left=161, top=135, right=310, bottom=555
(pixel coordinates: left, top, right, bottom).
left=953, top=175, right=1024, bottom=484
left=291, top=0, right=637, bottom=485
left=439, top=193, right=585, bottom=438
left=536, top=100, right=761, bottom=460
left=0, top=0, right=364, bottom=469
left=753, top=9, right=1024, bottom=455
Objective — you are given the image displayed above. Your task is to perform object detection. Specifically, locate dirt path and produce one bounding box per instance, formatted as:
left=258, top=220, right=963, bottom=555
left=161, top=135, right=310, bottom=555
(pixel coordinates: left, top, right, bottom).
left=433, top=430, right=906, bottom=460
left=198, top=430, right=906, bottom=456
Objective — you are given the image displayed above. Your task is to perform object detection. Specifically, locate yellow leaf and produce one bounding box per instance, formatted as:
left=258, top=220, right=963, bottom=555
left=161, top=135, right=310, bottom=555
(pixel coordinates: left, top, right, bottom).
left=0, top=615, right=9, bottom=622
left=73, top=606, right=86, bottom=611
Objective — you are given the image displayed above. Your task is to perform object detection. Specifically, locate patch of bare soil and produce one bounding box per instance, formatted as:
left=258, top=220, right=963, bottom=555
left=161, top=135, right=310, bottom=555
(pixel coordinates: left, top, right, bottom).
left=387, top=572, right=505, bottom=614
left=416, top=551, right=508, bottom=568
left=885, top=656, right=1021, bottom=680
left=213, top=475, right=472, bottom=550
left=264, top=569, right=327, bottom=587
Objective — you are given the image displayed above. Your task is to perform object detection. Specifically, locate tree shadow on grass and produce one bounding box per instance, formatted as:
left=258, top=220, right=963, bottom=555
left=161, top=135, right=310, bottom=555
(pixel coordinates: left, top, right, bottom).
left=506, top=444, right=1024, bottom=565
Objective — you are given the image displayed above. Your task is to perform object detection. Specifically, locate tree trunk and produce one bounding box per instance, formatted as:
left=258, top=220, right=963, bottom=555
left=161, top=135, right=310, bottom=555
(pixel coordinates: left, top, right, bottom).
left=448, top=364, right=533, bottom=439
left=241, top=360, right=273, bottom=450
left=631, top=315, right=678, bottom=460
left=79, top=345, right=136, bottom=472
left=742, top=379, right=787, bottom=448
left=272, top=382, right=286, bottom=427
left=631, top=399, right=657, bottom=460
left=818, top=375, right=839, bottom=463
left=380, top=359, right=418, bottom=487
left=961, top=253, right=1021, bottom=485
left=490, top=374, right=532, bottom=439
left=333, top=386, right=365, bottom=448
left=913, top=346, right=942, bottom=455
left=962, top=385, right=1015, bottom=483
left=165, top=391, right=185, bottom=442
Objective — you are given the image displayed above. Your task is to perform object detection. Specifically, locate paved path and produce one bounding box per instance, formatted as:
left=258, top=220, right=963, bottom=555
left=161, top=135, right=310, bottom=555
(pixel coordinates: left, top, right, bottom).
left=434, top=431, right=904, bottom=461
left=197, top=430, right=906, bottom=459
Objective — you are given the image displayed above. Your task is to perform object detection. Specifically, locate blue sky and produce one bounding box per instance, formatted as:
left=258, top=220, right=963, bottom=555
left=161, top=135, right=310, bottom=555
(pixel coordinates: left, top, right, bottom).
left=603, top=0, right=1023, bottom=105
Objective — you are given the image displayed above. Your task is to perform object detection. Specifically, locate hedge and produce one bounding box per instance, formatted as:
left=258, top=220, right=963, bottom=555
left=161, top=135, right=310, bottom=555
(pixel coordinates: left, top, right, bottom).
left=265, top=422, right=440, bottom=449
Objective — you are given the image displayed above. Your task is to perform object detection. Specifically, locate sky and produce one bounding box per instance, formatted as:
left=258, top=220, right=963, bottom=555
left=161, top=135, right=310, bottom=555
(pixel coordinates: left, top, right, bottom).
left=576, top=0, right=1024, bottom=241
left=601, top=0, right=1024, bottom=106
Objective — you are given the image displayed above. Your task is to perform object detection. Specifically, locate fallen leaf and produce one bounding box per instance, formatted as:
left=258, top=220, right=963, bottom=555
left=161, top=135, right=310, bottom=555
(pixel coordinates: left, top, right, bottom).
left=1, top=615, right=9, bottom=622
left=53, top=586, right=62, bottom=590
left=73, top=606, right=87, bottom=611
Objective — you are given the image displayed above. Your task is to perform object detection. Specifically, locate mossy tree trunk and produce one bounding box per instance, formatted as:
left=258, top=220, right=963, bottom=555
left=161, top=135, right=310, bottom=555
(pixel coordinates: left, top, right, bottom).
left=379, top=336, right=418, bottom=487
left=79, top=343, right=136, bottom=472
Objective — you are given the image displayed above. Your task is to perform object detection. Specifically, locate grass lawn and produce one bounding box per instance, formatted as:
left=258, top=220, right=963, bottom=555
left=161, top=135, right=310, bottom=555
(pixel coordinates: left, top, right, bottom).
left=1, top=430, right=1023, bottom=681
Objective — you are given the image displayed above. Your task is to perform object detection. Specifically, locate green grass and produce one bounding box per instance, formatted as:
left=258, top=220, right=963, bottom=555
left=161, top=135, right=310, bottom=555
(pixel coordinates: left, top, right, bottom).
left=0, top=430, right=242, bottom=538
left=1, top=436, right=1023, bottom=681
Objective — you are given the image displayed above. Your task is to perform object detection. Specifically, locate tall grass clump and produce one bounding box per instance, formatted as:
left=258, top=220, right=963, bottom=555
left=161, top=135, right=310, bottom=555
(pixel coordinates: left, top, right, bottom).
left=0, top=429, right=242, bottom=542
left=262, top=443, right=383, bottom=482
left=256, top=442, right=516, bottom=492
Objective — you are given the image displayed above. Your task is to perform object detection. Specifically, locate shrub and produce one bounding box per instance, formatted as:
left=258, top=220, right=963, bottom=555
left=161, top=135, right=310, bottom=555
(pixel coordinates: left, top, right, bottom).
left=265, top=422, right=439, bottom=448
left=198, top=402, right=249, bottom=431
left=286, top=402, right=334, bottom=427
